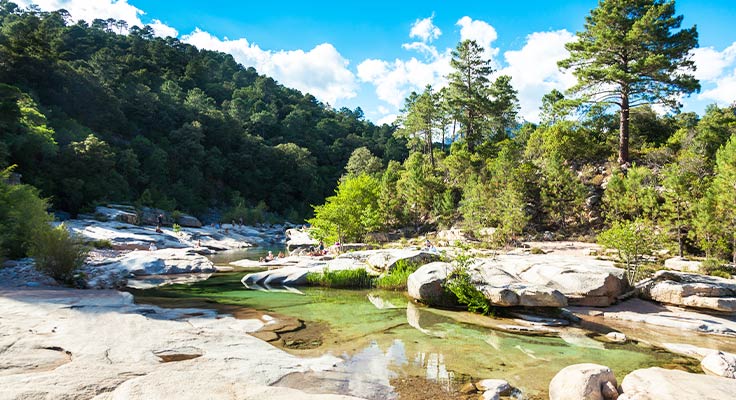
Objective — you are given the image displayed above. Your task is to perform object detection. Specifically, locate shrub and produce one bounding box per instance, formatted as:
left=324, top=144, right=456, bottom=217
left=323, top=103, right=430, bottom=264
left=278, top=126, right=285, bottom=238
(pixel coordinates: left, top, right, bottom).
left=443, top=248, right=495, bottom=316
left=700, top=258, right=723, bottom=275
left=90, top=239, right=113, bottom=249
left=374, top=259, right=420, bottom=290
left=530, top=247, right=545, bottom=254
left=0, top=167, right=52, bottom=259
left=710, top=270, right=732, bottom=279
left=172, top=223, right=181, bottom=233
left=306, top=268, right=372, bottom=288
left=30, top=225, right=88, bottom=284
left=597, top=219, right=658, bottom=284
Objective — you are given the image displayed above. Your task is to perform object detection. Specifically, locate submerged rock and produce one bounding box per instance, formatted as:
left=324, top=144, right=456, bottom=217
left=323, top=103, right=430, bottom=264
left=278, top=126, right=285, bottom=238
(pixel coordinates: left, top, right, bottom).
left=548, top=363, right=618, bottom=400
left=620, top=367, right=736, bottom=399
left=640, top=270, right=736, bottom=312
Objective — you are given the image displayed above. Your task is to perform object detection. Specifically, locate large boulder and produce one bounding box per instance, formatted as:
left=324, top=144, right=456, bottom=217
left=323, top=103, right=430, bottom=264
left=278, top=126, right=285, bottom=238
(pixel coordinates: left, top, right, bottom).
left=471, top=255, right=625, bottom=307
left=620, top=367, right=736, bottom=399
left=548, top=363, right=618, bottom=400
left=701, top=351, right=736, bottom=379
left=176, top=213, right=202, bottom=228
left=98, top=248, right=215, bottom=276
left=407, top=262, right=457, bottom=307
left=640, top=270, right=736, bottom=312
left=664, top=256, right=702, bottom=273
left=285, top=228, right=318, bottom=251
left=339, top=249, right=440, bottom=272
left=242, top=257, right=367, bottom=287
left=95, top=206, right=138, bottom=225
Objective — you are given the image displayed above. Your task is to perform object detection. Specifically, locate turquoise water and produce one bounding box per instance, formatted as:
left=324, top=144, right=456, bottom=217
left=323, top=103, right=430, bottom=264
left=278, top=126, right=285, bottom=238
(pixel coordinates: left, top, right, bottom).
left=132, top=273, right=694, bottom=399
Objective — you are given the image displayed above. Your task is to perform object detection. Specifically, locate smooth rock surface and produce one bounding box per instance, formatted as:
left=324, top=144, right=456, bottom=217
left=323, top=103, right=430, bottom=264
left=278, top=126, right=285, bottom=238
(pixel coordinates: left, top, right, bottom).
left=600, top=298, right=736, bottom=337
left=339, top=249, right=440, bottom=272
left=620, top=367, right=736, bottom=399
left=242, top=257, right=368, bottom=287
left=407, top=262, right=456, bottom=307
left=548, top=363, right=617, bottom=400
left=640, top=270, right=736, bottom=312
left=664, top=257, right=702, bottom=273
left=472, top=254, right=625, bottom=307
left=701, top=351, right=736, bottom=378
left=285, top=228, right=318, bottom=251
left=0, top=288, right=362, bottom=400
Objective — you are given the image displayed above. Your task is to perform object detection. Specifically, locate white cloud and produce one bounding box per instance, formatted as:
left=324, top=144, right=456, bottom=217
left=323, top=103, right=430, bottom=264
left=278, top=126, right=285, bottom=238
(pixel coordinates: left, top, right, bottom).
left=699, top=68, right=736, bottom=105
left=357, top=53, right=452, bottom=108
left=149, top=19, right=178, bottom=38
left=498, top=30, right=577, bottom=122
left=693, top=42, right=736, bottom=105
left=15, top=0, right=177, bottom=38
left=409, top=16, right=441, bottom=43
left=691, top=43, right=736, bottom=81
left=182, top=29, right=357, bottom=105
left=377, top=114, right=398, bottom=125
left=456, top=16, right=500, bottom=60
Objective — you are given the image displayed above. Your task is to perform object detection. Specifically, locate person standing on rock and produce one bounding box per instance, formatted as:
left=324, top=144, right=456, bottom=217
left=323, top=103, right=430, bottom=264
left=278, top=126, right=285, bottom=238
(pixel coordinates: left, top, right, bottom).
left=156, top=214, right=164, bottom=233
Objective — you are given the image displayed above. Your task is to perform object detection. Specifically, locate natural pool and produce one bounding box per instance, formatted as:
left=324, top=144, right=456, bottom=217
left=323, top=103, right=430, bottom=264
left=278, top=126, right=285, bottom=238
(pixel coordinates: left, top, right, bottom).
left=131, top=271, right=697, bottom=400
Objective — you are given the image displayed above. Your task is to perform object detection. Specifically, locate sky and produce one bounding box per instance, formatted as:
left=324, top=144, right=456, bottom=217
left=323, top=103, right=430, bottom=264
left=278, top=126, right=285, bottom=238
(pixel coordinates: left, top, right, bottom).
left=12, top=0, right=736, bottom=124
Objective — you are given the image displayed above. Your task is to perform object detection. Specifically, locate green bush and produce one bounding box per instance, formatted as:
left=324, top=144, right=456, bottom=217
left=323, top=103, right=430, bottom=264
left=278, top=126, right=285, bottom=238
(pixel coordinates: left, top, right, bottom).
left=443, top=250, right=494, bottom=315
left=306, top=268, right=372, bottom=288
left=172, top=223, right=181, bottom=233
left=374, top=259, right=420, bottom=290
left=710, top=270, right=732, bottom=279
left=30, top=225, right=88, bottom=284
left=530, top=247, right=546, bottom=254
left=90, top=239, right=113, bottom=249
left=0, top=167, right=53, bottom=259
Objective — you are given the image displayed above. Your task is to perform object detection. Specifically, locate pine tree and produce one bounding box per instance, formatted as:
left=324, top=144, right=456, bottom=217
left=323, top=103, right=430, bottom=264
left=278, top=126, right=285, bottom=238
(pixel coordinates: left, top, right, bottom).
left=711, top=136, right=736, bottom=263
left=559, top=0, right=699, bottom=165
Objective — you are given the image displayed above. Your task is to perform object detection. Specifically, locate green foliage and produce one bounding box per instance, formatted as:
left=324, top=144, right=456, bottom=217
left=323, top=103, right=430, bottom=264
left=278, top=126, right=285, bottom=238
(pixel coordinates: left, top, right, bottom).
left=0, top=167, right=52, bottom=258
left=444, top=252, right=493, bottom=315
left=30, top=224, right=88, bottom=284
left=710, top=135, right=736, bottom=263
left=172, top=223, right=181, bottom=233
left=374, top=259, right=421, bottom=290
left=597, top=219, right=658, bottom=284
left=539, top=155, right=588, bottom=230
left=603, top=165, right=659, bottom=223
left=0, top=6, right=406, bottom=217
left=345, top=147, right=383, bottom=178
left=309, top=174, right=381, bottom=243
left=305, top=268, right=372, bottom=289
left=559, top=0, right=699, bottom=164
left=710, top=270, right=732, bottom=279
left=89, top=239, right=112, bottom=249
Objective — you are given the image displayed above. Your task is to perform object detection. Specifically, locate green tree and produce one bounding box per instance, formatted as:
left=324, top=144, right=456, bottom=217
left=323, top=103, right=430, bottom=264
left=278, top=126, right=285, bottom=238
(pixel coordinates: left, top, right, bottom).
left=603, top=165, right=658, bottom=223
left=345, top=146, right=382, bottom=178
left=399, top=85, right=440, bottom=167
left=539, top=155, right=588, bottom=230
left=447, top=40, right=494, bottom=152
left=660, top=152, right=706, bottom=257
left=711, top=136, right=736, bottom=263
left=30, top=224, right=88, bottom=284
left=559, top=0, right=699, bottom=165
left=0, top=167, right=52, bottom=259
left=308, top=174, right=381, bottom=243
left=598, top=218, right=658, bottom=284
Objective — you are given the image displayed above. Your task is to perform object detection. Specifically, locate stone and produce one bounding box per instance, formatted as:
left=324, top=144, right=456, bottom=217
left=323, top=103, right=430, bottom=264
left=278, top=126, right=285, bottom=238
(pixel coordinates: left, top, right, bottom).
left=285, top=228, right=318, bottom=251
left=458, top=382, right=476, bottom=394
left=406, top=262, right=457, bottom=307
left=95, top=206, right=139, bottom=224
left=620, top=367, right=736, bottom=399
left=472, top=254, right=626, bottom=307
left=0, top=287, right=362, bottom=400
left=475, top=379, right=511, bottom=396
left=340, top=249, right=440, bottom=272
left=664, top=256, right=702, bottom=273
left=605, top=332, right=627, bottom=343
left=640, top=270, right=736, bottom=312
left=242, top=257, right=368, bottom=287
left=548, top=363, right=617, bottom=400
left=601, top=381, right=619, bottom=400
left=176, top=213, right=202, bottom=228
left=701, top=351, right=736, bottom=379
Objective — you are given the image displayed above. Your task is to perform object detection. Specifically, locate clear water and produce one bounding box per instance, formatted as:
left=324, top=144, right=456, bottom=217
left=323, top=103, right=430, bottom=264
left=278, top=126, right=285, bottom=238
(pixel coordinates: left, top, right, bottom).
left=207, top=246, right=287, bottom=265
left=132, top=273, right=695, bottom=399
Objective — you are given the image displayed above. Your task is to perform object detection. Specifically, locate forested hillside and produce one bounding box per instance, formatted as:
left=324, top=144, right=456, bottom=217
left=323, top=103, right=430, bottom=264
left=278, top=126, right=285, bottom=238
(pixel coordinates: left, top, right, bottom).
left=0, top=1, right=406, bottom=219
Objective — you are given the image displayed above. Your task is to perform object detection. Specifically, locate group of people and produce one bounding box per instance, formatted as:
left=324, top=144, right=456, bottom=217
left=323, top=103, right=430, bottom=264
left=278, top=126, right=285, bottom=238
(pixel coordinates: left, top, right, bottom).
left=259, top=251, right=285, bottom=263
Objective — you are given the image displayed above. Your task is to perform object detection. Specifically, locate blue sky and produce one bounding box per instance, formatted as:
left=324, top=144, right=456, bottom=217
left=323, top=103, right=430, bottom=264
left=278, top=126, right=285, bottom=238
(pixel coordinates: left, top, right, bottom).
left=16, top=0, right=736, bottom=123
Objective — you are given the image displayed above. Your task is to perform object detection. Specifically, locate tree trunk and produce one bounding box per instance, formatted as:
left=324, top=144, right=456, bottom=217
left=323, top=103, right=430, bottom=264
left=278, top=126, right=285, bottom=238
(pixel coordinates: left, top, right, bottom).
left=677, top=209, right=683, bottom=258
left=618, top=93, right=630, bottom=166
